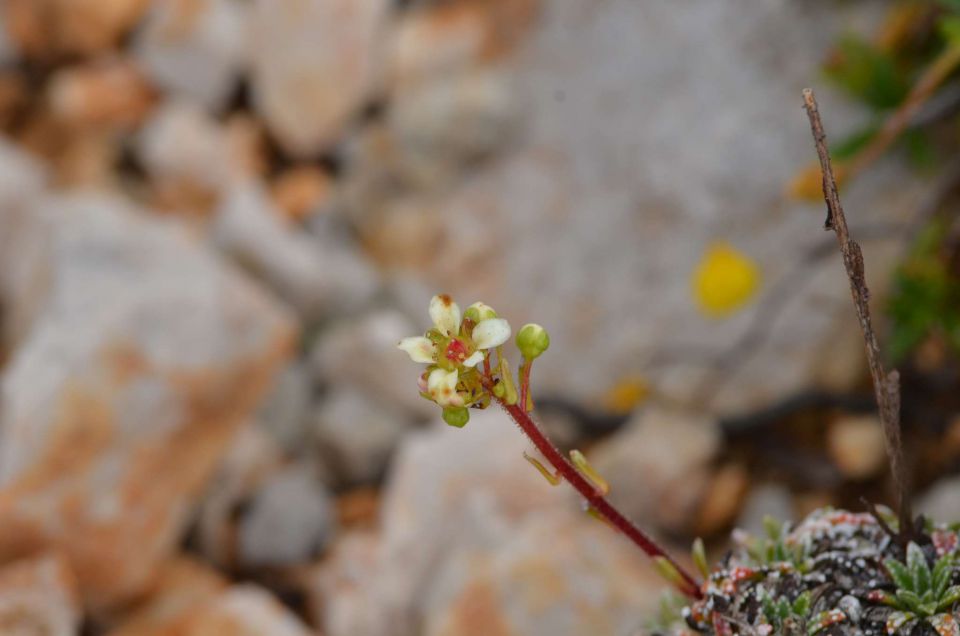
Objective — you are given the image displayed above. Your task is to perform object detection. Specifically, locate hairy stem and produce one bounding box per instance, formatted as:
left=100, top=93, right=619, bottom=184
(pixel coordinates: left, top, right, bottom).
left=494, top=394, right=703, bottom=598
left=802, top=88, right=912, bottom=543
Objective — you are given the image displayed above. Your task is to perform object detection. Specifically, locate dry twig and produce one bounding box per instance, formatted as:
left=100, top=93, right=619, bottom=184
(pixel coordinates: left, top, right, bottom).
left=802, top=88, right=912, bottom=543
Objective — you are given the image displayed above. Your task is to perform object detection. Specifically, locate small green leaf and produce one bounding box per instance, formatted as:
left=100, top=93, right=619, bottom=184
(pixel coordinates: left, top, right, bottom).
left=761, top=593, right=777, bottom=623
left=691, top=538, right=709, bottom=578
left=908, top=543, right=932, bottom=593
left=652, top=556, right=685, bottom=590
left=886, top=611, right=915, bottom=634
left=897, top=589, right=926, bottom=615
left=932, top=555, right=953, bottom=599
left=763, top=515, right=783, bottom=541
left=887, top=558, right=915, bottom=592
left=938, top=585, right=960, bottom=611
left=793, top=591, right=811, bottom=617
left=777, top=598, right=791, bottom=620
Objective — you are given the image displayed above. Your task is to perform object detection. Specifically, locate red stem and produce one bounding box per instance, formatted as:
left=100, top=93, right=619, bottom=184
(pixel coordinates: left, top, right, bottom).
left=496, top=397, right=703, bottom=599
left=520, top=359, right=532, bottom=411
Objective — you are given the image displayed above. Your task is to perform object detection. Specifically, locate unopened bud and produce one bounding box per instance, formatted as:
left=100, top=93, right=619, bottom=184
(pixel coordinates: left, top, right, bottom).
left=442, top=406, right=470, bottom=428
left=516, top=323, right=550, bottom=360
left=464, top=301, right=498, bottom=323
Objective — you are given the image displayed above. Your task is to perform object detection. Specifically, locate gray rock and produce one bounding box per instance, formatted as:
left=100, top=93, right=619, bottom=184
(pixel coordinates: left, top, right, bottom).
left=255, top=361, right=313, bottom=453
left=213, top=180, right=379, bottom=320
left=589, top=406, right=721, bottom=533
left=918, top=476, right=960, bottom=523
left=0, top=137, right=50, bottom=347
left=0, top=554, right=80, bottom=636
left=195, top=425, right=286, bottom=569
left=359, top=0, right=926, bottom=416
left=309, top=310, right=437, bottom=419
left=0, top=191, right=296, bottom=609
left=311, top=387, right=410, bottom=486
left=384, top=69, right=519, bottom=190
left=736, top=483, right=795, bottom=538
left=310, top=409, right=672, bottom=636
left=237, top=463, right=335, bottom=568
left=134, top=0, right=249, bottom=111
left=249, top=0, right=391, bottom=156
left=309, top=531, right=383, bottom=636
left=136, top=100, right=235, bottom=192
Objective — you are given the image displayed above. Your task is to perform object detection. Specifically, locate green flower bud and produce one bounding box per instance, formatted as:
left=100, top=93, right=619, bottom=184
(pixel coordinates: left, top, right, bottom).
left=442, top=406, right=470, bottom=428
left=464, top=301, right=498, bottom=323
left=516, top=323, right=550, bottom=359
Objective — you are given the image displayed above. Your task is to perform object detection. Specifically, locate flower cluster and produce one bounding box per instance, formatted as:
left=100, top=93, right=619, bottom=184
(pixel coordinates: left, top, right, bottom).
left=397, top=294, right=549, bottom=427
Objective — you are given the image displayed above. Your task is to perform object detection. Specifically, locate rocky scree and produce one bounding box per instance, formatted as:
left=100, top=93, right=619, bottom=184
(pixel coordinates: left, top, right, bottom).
left=656, top=508, right=960, bottom=636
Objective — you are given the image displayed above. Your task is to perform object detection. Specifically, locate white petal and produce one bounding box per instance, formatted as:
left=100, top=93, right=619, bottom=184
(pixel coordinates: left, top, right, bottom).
left=472, top=318, right=511, bottom=350
left=429, top=294, right=461, bottom=335
left=427, top=368, right=464, bottom=407
left=462, top=351, right=485, bottom=368
left=397, top=336, right=436, bottom=363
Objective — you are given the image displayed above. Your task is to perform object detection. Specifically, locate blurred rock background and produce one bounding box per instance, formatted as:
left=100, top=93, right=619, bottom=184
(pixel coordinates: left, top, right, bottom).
left=0, top=0, right=959, bottom=634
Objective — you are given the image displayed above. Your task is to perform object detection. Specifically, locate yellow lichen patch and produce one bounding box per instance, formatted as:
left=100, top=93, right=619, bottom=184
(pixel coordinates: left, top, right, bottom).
left=691, top=242, right=761, bottom=318
left=600, top=375, right=649, bottom=415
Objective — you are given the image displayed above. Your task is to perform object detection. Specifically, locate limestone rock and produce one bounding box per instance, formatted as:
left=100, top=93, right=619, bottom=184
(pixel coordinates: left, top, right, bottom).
left=214, top=181, right=379, bottom=320
left=255, top=361, right=313, bottom=453
left=0, top=192, right=296, bottom=610
left=105, top=557, right=227, bottom=635
left=736, top=483, right=795, bottom=538
left=137, top=100, right=235, bottom=195
left=194, top=425, right=286, bottom=569
left=0, top=138, right=50, bottom=347
left=311, top=409, right=672, bottom=636
left=0, top=554, right=80, bottom=636
left=134, top=0, right=249, bottom=111
left=271, top=166, right=332, bottom=222
left=420, top=509, right=665, bottom=636
left=388, top=0, right=541, bottom=89
left=3, top=0, right=149, bottom=59
left=919, top=475, right=960, bottom=523
left=826, top=414, right=888, bottom=480
left=47, top=59, right=155, bottom=130
left=693, top=462, right=750, bottom=536
left=363, top=0, right=926, bottom=415
left=309, top=310, right=437, bottom=420
left=237, top=462, right=335, bottom=568
left=386, top=69, right=519, bottom=189
left=109, top=583, right=313, bottom=636
left=309, top=531, right=382, bottom=635
left=311, top=387, right=412, bottom=486
left=250, top=0, right=391, bottom=156
left=589, top=407, right=721, bottom=533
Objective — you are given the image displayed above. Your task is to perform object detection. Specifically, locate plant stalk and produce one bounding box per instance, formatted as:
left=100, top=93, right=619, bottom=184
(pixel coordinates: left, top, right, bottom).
left=495, top=396, right=704, bottom=599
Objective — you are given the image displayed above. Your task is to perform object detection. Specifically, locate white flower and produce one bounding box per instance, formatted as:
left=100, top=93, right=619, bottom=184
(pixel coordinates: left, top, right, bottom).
left=397, top=336, right=436, bottom=363
left=427, top=368, right=464, bottom=407
left=398, top=295, right=512, bottom=369
left=429, top=294, right=461, bottom=336
left=461, top=351, right=485, bottom=368
left=472, top=318, right=511, bottom=350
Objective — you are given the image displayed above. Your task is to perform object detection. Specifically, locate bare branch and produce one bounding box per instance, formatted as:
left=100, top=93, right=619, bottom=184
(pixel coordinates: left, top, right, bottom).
left=801, top=88, right=912, bottom=543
